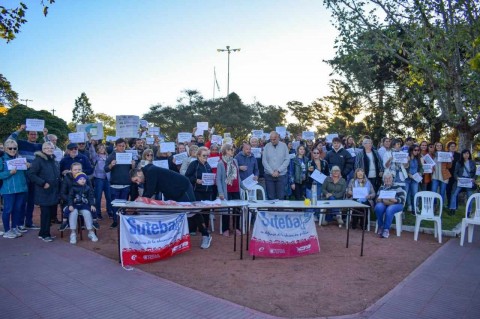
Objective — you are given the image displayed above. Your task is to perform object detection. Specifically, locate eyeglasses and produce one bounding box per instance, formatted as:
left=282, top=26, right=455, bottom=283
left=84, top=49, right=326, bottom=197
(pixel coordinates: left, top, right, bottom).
left=70, top=147, right=78, bottom=150
left=7, top=147, right=17, bottom=151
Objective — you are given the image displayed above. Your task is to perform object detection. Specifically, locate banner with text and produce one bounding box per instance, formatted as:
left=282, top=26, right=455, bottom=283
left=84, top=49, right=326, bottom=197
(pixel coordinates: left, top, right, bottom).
left=249, top=211, right=320, bottom=258
left=120, top=214, right=190, bottom=267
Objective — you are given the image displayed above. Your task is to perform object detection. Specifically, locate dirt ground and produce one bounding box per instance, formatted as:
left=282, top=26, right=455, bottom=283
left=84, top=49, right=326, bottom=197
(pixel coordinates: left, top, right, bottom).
left=44, top=210, right=442, bottom=318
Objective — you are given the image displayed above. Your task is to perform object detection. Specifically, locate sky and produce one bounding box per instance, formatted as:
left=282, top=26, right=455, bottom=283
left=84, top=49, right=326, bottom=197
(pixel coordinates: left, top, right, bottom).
left=1, top=0, right=339, bottom=123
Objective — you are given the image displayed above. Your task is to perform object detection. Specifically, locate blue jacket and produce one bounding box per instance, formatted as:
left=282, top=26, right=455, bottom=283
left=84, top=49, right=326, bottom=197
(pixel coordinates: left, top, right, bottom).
left=59, top=154, right=93, bottom=176
left=8, top=130, right=43, bottom=163
left=234, top=151, right=259, bottom=181
left=0, top=153, right=28, bottom=195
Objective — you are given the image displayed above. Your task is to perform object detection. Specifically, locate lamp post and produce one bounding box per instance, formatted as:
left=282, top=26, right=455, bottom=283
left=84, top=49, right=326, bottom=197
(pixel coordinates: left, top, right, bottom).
left=20, top=98, right=33, bottom=106
left=217, top=45, right=240, bottom=101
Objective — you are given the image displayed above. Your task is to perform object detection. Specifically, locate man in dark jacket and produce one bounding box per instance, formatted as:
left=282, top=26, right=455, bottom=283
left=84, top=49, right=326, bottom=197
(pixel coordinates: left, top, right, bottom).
left=59, top=143, right=94, bottom=177
left=325, top=137, right=354, bottom=180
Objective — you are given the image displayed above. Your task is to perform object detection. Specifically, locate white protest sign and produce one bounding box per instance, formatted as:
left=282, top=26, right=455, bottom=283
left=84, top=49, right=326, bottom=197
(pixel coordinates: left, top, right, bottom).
left=292, top=141, right=300, bottom=151
left=437, top=152, right=452, bottom=163
left=201, top=173, right=216, bottom=186
left=302, top=131, right=315, bottom=140
left=325, top=133, right=338, bottom=143
left=346, top=148, right=357, bottom=157
left=457, top=178, right=473, bottom=188
left=6, top=158, right=27, bottom=170
left=275, top=126, right=286, bottom=138
left=145, top=137, right=154, bottom=145
left=378, top=190, right=396, bottom=199
left=423, top=164, right=433, bottom=174
left=149, top=127, right=160, bottom=136
left=116, top=115, right=140, bottom=138
left=68, top=132, right=87, bottom=143
left=352, top=187, right=369, bottom=199
left=115, top=152, right=133, bottom=165
left=243, top=174, right=258, bottom=190
left=263, top=133, right=270, bottom=140
left=177, top=132, right=192, bottom=143
left=251, top=148, right=262, bottom=159
left=25, top=119, right=45, bottom=131
left=125, top=149, right=139, bottom=160
left=197, top=122, right=208, bottom=131
left=211, top=135, right=222, bottom=145
left=106, top=136, right=117, bottom=142
left=223, top=137, right=233, bottom=145
left=412, top=173, right=423, bottom=183
left=153, top=160, right=169, bottom=169
left=422, top=154, right=435, bottom=166
left=476, top=165, right=480, bottom=176
left=207, top=156, right=220, bottom=168
left=53, top=149, right=64, bottom=161
left=140, top=120, right=148, bottom=128
left=173, top=152, right=188, bottom=165
left=252, top=130, right=263, bottom=139
left=159, top=142, right=175, bottom=153
left=311, top=169, right=327, bottom=184
left=194, top=128, right=204, bottom=137
left=77, top=123, right=104, bottom=140
left=392, top=152, right=408, bottom=164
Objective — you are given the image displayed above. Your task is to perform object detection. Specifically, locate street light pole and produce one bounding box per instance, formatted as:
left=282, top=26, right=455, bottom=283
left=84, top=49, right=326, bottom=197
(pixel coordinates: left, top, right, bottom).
left=20, top=98, right=33, bottom=106
left=217, top=45, right=240, bottom=101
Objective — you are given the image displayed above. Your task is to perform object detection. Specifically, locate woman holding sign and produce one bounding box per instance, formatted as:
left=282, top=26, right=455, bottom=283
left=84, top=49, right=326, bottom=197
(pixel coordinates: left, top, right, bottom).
left=448, top=150, right=477, bottom=216
left=419, top=141, right=432, bottom=191
left=431, top=142, right=452, bottom=206
left=346, top=168, right=375, bottom=230
left=405, top=145, right=423, bottom=213
left=0, top=139, right=29, bottom=239
left=374, top=172, right=405, bottom=239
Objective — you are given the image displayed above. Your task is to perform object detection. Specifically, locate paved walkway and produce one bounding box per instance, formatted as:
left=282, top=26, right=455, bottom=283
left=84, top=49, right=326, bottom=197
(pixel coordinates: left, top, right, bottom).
left=0, top=228, right=478, bottom=319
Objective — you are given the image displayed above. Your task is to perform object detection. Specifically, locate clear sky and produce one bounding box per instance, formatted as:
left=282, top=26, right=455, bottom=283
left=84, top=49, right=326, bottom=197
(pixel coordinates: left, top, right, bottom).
left=1, top=0, right=338, bottom=123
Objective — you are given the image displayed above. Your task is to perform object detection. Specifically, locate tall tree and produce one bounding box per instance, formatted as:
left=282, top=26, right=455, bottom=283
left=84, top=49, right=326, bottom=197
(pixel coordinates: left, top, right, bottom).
left=72, top=92, right=95, bottom=124
left=0, top=74, right=19, bottom=113
left=324, top=0, right=480, bottom=149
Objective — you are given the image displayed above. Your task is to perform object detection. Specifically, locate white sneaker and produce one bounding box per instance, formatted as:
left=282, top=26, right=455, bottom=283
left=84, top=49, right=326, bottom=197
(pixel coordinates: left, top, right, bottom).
left=336, top=215, right=344, bottom=226
left=200, top=235, right=212, bottom=249
left=3, top=230, right=17, bottom=239
left=12, top=228, right=22, bottom=237
left=70, top=233, right=77, bottom=244
left=88, top=231, right=98, bottom=242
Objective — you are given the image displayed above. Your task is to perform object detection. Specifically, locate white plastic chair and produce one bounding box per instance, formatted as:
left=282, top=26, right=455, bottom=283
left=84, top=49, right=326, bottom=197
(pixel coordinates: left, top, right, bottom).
left=374, top=190, right=406, bottom=237
left=460, top=193, right=480, bottom=246
left=241, top=185, right=266, bottom=231
left=414, top=191, right=443, bottom=243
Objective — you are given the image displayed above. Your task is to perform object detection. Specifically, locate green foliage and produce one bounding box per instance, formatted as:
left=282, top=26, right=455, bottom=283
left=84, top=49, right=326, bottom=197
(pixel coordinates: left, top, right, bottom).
left=72, top=92, right=95, bottom=124
left=94, top=113, right=116, bottom=137
left=0, top=74, right=19, bottom=108
left=0, top=105, right=69, bottom=147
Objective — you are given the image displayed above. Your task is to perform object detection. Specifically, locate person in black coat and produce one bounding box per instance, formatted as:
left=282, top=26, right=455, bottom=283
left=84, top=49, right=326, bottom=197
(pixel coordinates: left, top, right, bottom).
left=27, top=142, right=61, bottom=242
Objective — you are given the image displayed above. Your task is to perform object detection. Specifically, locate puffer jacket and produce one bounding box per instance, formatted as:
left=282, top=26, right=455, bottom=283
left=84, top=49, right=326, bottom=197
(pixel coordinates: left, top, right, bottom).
left=27, top=151, right=61, bottom=206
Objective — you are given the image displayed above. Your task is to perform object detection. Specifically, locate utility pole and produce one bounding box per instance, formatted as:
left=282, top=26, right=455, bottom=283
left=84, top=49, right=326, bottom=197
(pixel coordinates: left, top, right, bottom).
left=217, top=46, right=240, bottom=101
left=20, top=99, right=33, bottom=106
left=51, top=107, right=56, bottom=116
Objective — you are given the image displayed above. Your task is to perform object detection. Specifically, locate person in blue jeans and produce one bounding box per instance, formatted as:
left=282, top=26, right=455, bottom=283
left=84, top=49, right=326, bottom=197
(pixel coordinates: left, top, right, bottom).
left=449, top=149, right=477, bottom=216
left=321, top=166, right=347, bottom=226
left=405, top=145, right=423, bottom=214
left=374, top=173, right=406, bottom=239
left=89, top=142, right=113, bottom=219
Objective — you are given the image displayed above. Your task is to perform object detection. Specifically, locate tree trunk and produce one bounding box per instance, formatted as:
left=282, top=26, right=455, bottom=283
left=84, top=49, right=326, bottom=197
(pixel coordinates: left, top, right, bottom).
left=430, top=122, right=442, bottom=143
left=458, top=130, right=473, bottom=152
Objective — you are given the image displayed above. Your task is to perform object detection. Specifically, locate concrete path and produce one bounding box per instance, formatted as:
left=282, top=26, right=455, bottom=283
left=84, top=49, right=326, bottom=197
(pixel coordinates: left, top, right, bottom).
left=0, top=227, right=478, bottom=319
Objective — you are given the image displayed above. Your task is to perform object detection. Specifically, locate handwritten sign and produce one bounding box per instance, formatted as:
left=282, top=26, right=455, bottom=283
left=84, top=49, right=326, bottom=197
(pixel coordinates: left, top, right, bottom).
left=125, top=149, right=139, bottom=160
left=437, top=152, right=452, bottom=163
left=252, top=130, right=263, bottom=139
left=412, top=173, right=423, bottom=183
left=275, top=126, right=286, bottom=138
left=325, top=133, right=338, bottom=143
left=116, top=152, right=133, bottom=165
left=77, top=123, right=104, bottom=139
left=25, top=119, right=45, bottom=131
left=457, top=178, right=473, bottom=188
left=68, top=132, right=87, bottom=143
left=251, top=148, right=262, bottom=159
left=149, top=127, right=160, bottom=136
left=153, top=160, right=169, bottom=169
left=201, top=173, right=216, bottom=186
left=392, top=152, right=408, bottom=164
left=352, top=187, right=369, bottom=199
left=378, top=190, right=396, bottom=199
left=177, top=132, right=192, bottom=143
left=242, top=174, right=258, bottom=190
left=207, top=156, right=220, bottom=168
left=422, top=154, right=435, bottom=166
left=302, top=131, right=315, bottom=140
left=160, top=142, right=175, bottom=153
left=116, top=115, right=140, bottom=138
left=423, top=164, right=433, bottom=174
left=173, top=152, right=188, bottom=165
left=311, top=169, right=327, bottom=184
left=6, top=157, right=27, bottom=170
left=197, top=122, right=208, bottom=131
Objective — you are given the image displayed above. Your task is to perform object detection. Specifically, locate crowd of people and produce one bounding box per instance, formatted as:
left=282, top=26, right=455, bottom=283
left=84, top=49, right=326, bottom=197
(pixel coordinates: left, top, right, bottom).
left=1, top=123, right=478, bottom=244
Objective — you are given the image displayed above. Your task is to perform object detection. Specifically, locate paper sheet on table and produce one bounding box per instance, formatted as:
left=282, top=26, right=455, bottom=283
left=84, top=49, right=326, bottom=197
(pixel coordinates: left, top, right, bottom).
left=173, top=152, right=188, bottom=165
left=243, top=174, right=258, bottom=190
left=437, top=152, right=452, bottom=163
left=25, top=118, right=45, bottom=131
left=423, top=164, right=433, bottom=174
left=201, top=173, right=216, bottom=186
left=457, top=178, right=473, bottom=188
left=412, top=172, right=423, bottom=183
left=352, top=187, right=368, bottom=199
left=251, top=148, right=262, bottom=159
left=392, top=152, right=408, bottom=164
left=311, top=169, right=327, bottom=184
left=207, top=156, right=220, bottom=168
left=153, top=160, right=169, bottom=169
left=6, top=157, right=27, bottom=170
left=116, top=152, right=133, bottom=164
left=378, top=190, right=396, bottom=199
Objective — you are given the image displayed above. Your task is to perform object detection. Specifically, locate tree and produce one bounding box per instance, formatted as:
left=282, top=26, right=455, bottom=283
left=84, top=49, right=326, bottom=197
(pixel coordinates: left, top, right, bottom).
left=1, top=1, right=55, bottom=43
left=94, top=113, right=116, bottom=137
left=0, top=74, right=19, bottom=113
left=286, top=101, right=314, bottom=132
left=72, top=92, right=95, bottom=124
left=324, top=0, right=480, bottom=149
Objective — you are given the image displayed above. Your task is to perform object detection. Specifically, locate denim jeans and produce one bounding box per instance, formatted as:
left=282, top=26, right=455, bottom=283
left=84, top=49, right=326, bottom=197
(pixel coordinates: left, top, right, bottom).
left=265, top=174, right=287, bottom=200
left=94, top=177, right=113, bottom=218
left=110, top=186, right=130, bottom=222
left=375, top=202, right=403, bottom=230
left=405, top=178, right=419, bottom=210
left=431, top=179, right=447, bottom=205
left=20, top=181, right=35, bottom=227
left=449, top=186, right=475, bottom=213
left=2, top=192, right=27, bottom=232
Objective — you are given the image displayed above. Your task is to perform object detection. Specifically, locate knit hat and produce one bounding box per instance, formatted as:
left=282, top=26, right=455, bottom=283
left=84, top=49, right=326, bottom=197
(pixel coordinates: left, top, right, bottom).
left=74, top=172, right=87, bottom=182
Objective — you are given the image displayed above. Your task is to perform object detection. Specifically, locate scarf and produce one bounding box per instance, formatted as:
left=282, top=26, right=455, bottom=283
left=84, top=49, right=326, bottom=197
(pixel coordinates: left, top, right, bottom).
left=224, top=156, right=237, bottom=185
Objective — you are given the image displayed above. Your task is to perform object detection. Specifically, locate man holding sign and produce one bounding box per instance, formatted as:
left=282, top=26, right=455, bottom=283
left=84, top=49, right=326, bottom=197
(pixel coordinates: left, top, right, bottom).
left=374, top=172, right=405, bottom=239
